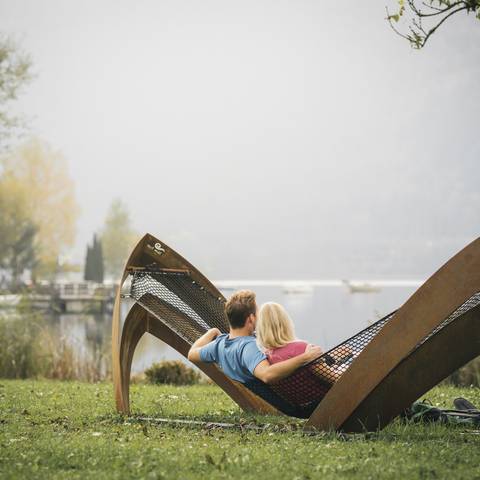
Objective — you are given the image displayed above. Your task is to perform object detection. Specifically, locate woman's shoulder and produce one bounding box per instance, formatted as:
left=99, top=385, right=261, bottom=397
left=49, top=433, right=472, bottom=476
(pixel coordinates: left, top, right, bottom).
left=267, top=340, right=308, bottom=363
left=290, top=340, right=309, bottom=347
left=286, top=340, right=308, bottom=353
left=273, top=340, right=308, bottom=352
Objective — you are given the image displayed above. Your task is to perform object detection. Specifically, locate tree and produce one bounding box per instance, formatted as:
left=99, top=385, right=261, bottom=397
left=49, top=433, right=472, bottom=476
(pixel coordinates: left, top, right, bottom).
left=101, top=199, right=138, bottom=279
left=0, top=35, right=33, bottom=149
left=93, top=235, right=105, bottom=283
left=84, top=234, right=104, bottom=283
left=0, top=172, right=37, bottom=289
left=84, top=243, right=93, bottom=282
left=0, top=138, right=79, bottom=280
left=387, top=1, right=480, bottom=48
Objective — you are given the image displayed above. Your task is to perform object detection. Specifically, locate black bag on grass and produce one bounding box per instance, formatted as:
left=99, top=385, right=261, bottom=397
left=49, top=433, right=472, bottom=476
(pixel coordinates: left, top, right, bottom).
left=402, top=398, right=480, bottom=426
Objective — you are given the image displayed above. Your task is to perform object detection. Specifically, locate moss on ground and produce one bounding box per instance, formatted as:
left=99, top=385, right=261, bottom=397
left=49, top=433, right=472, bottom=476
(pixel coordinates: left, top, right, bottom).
left=1, top=380, right=480, bottom=479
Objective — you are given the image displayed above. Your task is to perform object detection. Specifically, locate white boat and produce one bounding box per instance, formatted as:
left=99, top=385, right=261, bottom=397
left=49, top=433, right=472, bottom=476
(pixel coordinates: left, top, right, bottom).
left=342, top=280, right=381, bottom=294
left=282, top=282, right=314, bottom=295
left=217, top=285, right=237, bottom=292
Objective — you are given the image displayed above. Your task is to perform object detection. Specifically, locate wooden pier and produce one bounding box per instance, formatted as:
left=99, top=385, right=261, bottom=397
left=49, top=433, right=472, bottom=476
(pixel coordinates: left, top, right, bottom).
left=0, top=282, right=117, bottom=313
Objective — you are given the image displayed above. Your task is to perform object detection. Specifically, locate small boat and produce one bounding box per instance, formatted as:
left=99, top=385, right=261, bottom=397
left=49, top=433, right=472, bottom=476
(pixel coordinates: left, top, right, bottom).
left=215, top=282, right=238, bottom=292
left=282, top=283, right=314, bottom=295
left=342, top=280, right=381, bottom=294
left=218, top=286, right=236, bottom=292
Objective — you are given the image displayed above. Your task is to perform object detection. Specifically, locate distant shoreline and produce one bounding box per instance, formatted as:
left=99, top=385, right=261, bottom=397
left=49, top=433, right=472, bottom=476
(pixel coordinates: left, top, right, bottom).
left=214, top=279, right=424, bottom=288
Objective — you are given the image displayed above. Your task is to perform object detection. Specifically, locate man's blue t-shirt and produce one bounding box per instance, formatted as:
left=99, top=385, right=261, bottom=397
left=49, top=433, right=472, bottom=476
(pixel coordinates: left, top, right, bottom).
left=199, top=334, right=267, bottom=383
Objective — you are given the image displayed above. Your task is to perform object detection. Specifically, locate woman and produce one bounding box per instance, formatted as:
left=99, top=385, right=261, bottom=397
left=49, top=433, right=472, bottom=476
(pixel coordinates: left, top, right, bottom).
left=256, top=302, right=315, bottom=364
left=256, top=302, right=352, bottom=367
left=256, top=302, right=354, bottom=410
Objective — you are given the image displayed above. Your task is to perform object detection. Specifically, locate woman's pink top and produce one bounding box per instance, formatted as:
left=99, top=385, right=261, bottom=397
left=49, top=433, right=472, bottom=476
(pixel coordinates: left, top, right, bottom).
left=266, top=341, right=308, bottom=364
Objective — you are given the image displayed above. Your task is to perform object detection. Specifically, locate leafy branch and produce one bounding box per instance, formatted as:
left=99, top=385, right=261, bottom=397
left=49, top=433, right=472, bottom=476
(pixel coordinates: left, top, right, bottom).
left=0, top=35, right=33, bottom=149
left=386, top=0, right=480, bottom=48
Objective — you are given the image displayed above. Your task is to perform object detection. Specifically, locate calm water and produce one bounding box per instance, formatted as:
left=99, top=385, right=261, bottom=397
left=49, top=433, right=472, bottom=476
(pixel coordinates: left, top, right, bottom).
left=43, top=283, right=419, bottom=373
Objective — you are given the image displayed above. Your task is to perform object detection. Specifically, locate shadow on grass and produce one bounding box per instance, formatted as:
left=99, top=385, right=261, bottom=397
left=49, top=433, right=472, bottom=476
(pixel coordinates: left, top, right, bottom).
left=99, top=410, right=480, bottom=445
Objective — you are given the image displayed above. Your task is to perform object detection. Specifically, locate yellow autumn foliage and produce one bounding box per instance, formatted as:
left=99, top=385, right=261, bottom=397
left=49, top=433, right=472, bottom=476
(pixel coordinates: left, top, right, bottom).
left=1, top=138, right=79, bottom=279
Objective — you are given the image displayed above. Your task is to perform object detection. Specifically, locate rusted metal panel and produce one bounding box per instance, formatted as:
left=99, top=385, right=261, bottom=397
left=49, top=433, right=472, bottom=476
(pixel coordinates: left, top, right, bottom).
left=340, top=303, right=480, bottom=432
left=306, top=236, right=480, bottom=431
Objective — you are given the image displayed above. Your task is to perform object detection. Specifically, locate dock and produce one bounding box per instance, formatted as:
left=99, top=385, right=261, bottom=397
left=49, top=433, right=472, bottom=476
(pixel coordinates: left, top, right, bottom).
left=0, top=282, right=117, bottom=313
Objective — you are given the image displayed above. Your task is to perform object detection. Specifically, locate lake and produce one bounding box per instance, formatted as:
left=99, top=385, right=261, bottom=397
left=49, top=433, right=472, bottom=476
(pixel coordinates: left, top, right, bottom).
left=43, top=281, right=421, bottom=374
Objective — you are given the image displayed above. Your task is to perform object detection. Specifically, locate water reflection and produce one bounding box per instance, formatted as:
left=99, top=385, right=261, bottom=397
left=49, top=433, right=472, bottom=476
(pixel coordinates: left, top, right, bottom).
left=132, top=334, right=177, bottom=373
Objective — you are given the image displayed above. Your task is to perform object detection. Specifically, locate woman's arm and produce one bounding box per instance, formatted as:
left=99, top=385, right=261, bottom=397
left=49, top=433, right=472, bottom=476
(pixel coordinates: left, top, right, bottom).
left=310, top=361, right=342, bottom=381
left=327, top=345, right=354, bottom=363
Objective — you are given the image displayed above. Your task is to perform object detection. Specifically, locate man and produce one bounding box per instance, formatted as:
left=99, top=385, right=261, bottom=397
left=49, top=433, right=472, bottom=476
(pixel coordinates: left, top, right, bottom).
left=187, top=290, right=322, bottom=384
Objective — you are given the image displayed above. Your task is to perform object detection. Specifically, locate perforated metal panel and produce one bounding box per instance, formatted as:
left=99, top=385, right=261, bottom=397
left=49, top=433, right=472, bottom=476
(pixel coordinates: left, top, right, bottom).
left=130, top=271, right=229, bottom=343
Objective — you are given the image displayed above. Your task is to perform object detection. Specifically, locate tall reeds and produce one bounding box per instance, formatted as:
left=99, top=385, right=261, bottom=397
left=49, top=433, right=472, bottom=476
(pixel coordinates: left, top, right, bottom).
left=0, top=298, right=45, bottom=378
left=0, top=297, right=110, bottom=381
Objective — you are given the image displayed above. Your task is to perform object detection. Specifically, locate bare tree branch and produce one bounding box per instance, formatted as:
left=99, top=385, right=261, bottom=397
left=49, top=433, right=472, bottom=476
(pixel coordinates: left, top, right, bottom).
left=386, top=0, right=479, bottom=48
left=411, top=1, right=464, bottom=17
left=421, top=5, right=470, bottom=46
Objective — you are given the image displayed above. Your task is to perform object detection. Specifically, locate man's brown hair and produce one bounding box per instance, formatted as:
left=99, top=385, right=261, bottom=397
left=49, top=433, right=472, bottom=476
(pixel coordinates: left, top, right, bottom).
left=225, top=290, right=257, bottom=329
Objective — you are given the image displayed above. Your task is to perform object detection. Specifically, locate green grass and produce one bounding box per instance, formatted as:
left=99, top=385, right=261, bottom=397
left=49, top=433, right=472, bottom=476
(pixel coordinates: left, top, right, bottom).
left=1, top=381, right=480, bottom=479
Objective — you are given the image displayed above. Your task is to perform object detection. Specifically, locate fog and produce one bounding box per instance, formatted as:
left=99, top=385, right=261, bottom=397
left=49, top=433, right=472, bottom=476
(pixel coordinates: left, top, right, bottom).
left=1, top=0, right=479, bottom=279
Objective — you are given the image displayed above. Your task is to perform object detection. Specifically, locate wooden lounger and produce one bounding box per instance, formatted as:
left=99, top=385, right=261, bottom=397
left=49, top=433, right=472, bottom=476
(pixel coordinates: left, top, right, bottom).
left=112, top=233, right=480, bottom=432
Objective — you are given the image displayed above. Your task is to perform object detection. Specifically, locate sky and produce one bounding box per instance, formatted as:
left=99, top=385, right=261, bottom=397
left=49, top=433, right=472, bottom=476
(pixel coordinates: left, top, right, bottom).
left=1, top=1, right=479, bottom=279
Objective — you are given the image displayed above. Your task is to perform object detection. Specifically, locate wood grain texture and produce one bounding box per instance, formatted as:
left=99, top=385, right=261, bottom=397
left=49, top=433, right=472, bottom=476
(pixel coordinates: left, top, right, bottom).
left=112, top=234, right=152, bottom=412
left=306, top=236, right=480, bottom=432
left=112, top=233, right=279, bottom=415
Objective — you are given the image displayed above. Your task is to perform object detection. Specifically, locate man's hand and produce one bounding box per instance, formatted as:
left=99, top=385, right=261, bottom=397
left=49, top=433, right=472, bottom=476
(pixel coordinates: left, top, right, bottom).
left=206, top=328, right=221, bottom=339
left=302, top=344, right=323, bottom=364
left=329, top=345, right=353, bottom=363
left=187, top=328, right=222, bottom=364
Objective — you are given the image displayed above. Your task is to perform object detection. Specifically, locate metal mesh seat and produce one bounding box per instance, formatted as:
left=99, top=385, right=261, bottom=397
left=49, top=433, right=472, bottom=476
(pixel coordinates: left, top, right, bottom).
left=129, top=269, right=480, bottom=418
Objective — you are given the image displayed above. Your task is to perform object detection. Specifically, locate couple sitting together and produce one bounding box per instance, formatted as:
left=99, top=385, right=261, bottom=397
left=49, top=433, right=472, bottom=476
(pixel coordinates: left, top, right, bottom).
left=188, top=290, right=324, bottom=385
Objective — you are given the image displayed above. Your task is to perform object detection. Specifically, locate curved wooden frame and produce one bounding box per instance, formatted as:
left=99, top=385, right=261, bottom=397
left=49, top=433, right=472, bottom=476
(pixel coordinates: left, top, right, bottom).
left=306, top=236, right=480, bottom=431
left=113, top=233, right=480, bottom=432
left=112, top=233, right=278, bottom=415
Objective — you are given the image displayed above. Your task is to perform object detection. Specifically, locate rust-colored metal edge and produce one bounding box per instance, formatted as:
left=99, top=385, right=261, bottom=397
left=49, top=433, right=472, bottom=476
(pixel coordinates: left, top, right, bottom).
left=305, top=236, right=480, bottom=431
left=113, top=234, right=151, bottom=412
left=113, top=233, right=279, bottom=415
left=341, top=303, right=480, bottom=432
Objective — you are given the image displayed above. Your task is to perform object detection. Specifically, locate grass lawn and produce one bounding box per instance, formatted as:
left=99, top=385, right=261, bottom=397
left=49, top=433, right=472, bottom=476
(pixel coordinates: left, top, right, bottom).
left=1, top=380, right=480, bottom=479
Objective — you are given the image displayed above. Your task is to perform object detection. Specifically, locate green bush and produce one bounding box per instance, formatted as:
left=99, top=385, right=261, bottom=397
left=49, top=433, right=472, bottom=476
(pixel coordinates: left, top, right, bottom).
left=445, top=356, right=480, bottom=387
left=144, top=360, right=201, bottom=385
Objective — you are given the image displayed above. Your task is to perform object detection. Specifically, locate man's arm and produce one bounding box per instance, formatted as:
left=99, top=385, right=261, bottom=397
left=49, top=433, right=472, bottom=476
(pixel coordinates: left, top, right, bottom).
left=253, top=344, right=323, bottom=384
left=187, top=328, right=221, bottom=364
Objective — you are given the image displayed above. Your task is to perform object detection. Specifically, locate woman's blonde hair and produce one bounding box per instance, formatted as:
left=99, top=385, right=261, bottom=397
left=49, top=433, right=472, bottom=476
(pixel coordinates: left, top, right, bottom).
left=256, top=302, right=296, bottom=350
